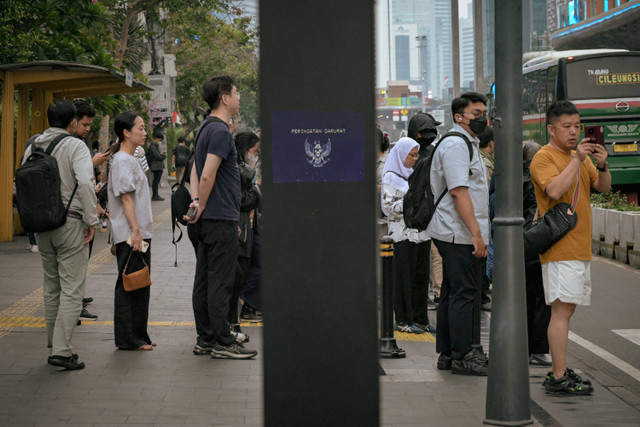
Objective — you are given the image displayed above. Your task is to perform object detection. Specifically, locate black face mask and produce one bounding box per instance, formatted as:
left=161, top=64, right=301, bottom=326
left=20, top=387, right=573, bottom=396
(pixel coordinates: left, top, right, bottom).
left=468, top=117, right=488, bottom=135
left=416, top=136, right=436, bottom=147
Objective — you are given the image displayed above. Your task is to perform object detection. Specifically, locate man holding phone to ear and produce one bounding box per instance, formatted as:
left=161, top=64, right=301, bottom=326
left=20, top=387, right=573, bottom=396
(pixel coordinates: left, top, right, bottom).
left=530, top=100, right=611, bottom=395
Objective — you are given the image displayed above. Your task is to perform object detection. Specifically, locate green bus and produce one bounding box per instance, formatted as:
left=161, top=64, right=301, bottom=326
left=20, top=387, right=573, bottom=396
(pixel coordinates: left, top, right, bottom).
left=522, top=49, right=640, bottom=201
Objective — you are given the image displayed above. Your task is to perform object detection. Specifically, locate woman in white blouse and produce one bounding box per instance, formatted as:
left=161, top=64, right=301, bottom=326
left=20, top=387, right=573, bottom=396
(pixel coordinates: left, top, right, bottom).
left=108, top=111, right=155, bottom=351
left=381, top=137, right=431, bottom=335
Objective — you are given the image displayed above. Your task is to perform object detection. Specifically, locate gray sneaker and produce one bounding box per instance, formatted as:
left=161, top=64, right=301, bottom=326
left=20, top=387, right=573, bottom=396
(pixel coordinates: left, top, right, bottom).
left=451, top=350, right=489, bottom=376
left=211, top=343, right=257, bottom=359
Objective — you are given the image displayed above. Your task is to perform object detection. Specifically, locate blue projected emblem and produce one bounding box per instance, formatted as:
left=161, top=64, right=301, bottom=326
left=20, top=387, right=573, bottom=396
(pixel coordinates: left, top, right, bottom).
left=272, top=111, right=364, bottom=183
left=305, top=139, right=332, bottom=167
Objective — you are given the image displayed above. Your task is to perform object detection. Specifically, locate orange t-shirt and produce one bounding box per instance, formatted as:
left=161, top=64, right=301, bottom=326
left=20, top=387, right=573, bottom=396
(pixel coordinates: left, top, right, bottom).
left=530, top=145, right=598, bottom=263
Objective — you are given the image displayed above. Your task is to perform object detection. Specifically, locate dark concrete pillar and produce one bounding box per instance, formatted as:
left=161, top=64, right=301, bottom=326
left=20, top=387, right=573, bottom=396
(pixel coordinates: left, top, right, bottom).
left=260, top=1, right=379, bottom=425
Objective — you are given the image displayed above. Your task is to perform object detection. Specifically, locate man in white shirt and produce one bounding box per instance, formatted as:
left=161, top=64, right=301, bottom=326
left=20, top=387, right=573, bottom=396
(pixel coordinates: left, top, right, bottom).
left=428, top=92, right=490, bottom=376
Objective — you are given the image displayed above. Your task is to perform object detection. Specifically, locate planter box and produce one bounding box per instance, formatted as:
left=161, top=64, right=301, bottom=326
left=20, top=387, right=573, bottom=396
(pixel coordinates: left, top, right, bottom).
left=629, top=249, right=640, bottom=269
left=600, top=242, right=615, bottom=259
left=591, top=206, right=606, bottom=241
left=614, top=245, right=629, bottom=264
left=604, top=209, right=621, bottom=245
left=591, top=239, right=601, bottom=256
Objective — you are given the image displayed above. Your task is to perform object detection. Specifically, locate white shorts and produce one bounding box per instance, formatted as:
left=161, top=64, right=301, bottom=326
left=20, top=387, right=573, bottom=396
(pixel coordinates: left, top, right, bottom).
left=541, top=260, right=592, bottom=306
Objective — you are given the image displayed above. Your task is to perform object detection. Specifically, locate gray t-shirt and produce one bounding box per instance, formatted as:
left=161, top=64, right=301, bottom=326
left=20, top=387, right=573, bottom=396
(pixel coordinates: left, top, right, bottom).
left=108, top=151, right=153, bottom=244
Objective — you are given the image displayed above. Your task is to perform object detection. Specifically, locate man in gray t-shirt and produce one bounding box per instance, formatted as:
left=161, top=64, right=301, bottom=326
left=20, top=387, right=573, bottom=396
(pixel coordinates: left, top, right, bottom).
left=428, top=92, right=490, bottom=376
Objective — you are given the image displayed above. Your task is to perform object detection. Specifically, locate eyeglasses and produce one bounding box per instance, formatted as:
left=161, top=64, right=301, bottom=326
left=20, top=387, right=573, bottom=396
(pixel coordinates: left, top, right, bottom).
left=464, top=111, right=488, bottom=120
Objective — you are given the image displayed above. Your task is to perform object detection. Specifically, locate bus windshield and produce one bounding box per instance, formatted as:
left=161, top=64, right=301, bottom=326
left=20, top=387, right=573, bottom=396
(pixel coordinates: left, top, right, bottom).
left=565, top=55, right=640, bottom=100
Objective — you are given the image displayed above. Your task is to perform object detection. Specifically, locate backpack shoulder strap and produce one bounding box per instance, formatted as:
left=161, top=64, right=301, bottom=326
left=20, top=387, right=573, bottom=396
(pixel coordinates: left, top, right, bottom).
left=440, top=131, right=473, bottom=162
left=430, top=131, right=474, bottom=210
left=44, top=134, right=70, bottom=155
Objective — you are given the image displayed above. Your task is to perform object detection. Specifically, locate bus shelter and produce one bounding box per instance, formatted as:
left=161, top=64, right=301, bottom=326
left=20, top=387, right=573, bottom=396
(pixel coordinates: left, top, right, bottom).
left=0, top=61, right=152, bottom=241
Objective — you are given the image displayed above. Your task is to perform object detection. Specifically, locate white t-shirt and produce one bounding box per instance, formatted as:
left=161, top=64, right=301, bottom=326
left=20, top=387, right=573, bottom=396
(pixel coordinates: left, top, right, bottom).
left=108, top=151, right=153, bottom=244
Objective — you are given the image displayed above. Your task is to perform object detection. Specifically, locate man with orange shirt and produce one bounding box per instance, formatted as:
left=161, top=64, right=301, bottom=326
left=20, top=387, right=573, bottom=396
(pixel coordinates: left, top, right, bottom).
left=530, top=100, right=611, bottom=395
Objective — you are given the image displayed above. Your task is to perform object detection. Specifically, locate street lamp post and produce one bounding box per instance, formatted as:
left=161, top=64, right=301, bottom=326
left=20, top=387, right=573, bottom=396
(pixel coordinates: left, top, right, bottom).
left=416, top=35, right=427, bottom=106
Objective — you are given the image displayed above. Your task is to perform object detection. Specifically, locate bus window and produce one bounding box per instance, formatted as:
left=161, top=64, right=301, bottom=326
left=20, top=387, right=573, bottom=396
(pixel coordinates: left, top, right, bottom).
left=565, top=56, right=640, bottom=100
left=547, top=65, right=558, bottom=104
left=537, top=69, right=548, bottom=113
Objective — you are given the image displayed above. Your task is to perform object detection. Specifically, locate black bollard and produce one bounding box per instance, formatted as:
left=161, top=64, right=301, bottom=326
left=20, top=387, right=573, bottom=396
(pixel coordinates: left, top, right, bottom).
left=379, top=236, right=406, bottom=358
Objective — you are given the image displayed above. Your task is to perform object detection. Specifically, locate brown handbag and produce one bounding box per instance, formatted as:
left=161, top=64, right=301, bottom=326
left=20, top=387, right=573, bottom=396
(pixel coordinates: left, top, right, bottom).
left=122, top=250, right=151, bottom=292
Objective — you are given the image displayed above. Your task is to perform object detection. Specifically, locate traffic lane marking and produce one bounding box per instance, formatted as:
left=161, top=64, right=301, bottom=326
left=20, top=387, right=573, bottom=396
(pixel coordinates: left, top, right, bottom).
left=569, top=331, right=640, bottom=384
left=612, top=329, right=640, bottom=346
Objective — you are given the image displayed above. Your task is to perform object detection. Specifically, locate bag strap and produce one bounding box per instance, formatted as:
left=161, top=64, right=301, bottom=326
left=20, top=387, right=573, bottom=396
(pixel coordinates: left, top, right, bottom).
left=432, top=131, right=475, bottom=209
left=124, top=248, right=147, bottom=274
left=385, top=170, right=408, bottom=181
left=45, top=134, right=79, bottom=215
left=569, top=169, right=580, bottom=213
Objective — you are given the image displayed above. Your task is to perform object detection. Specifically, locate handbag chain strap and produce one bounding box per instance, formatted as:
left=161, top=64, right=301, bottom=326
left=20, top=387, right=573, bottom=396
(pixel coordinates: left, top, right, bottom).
left=533, top=168, right=581, bottom=224
left=124, top=248, right=148, bottom=273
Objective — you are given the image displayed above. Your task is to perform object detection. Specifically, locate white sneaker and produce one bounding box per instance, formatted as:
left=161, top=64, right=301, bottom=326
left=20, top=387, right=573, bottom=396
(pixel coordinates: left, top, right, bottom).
left=529, top=353, right=552, bottom=366
left=230, top=331, right=247, bottom=344
left=29, top=244, right=39, bottom=253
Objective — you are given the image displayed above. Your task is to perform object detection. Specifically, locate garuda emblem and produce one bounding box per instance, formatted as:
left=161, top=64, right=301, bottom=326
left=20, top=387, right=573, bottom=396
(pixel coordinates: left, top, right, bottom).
left=305, top=139, right=331, bottom=167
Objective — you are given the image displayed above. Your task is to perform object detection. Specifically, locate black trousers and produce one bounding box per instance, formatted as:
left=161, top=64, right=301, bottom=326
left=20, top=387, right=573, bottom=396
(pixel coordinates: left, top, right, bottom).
left=412, top=240, right=432, bottom=326
left=526, top=261, right=551, bottom=355
left=228, top=256, right=249, bottom=325
left=434, top=239, right=480, bottom=360
left=114, top=241, right=152, bottom=349
left=241, top=230, right=262, bottom=310
left=193, top=220, right=238, bottom=346
left=151, top=170, right=162, bottom=197
left=393, top=240, right=417, bottom=325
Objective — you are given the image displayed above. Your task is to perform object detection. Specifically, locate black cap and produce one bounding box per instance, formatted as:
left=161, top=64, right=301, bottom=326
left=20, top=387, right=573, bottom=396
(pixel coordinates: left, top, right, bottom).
left=408, top=112, right=442, bottom=139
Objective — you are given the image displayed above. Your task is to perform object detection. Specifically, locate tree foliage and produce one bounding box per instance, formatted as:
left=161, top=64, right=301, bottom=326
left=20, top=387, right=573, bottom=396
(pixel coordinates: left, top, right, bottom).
left=1, top=0, right=260, bottom=129
left=164, top=1, right=259, bottom=129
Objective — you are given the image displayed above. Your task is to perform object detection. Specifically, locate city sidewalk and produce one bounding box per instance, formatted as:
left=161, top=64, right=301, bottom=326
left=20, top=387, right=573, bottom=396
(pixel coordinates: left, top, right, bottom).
left=1, top=187, right=639, bottom=426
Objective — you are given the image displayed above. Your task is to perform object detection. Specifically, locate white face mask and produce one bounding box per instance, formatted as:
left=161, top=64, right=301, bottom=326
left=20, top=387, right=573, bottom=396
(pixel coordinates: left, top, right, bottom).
left=246, top=152, right=259, bottom=166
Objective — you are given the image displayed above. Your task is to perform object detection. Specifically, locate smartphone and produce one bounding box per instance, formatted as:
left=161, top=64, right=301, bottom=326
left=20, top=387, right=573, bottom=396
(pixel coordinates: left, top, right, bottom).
left=186, top=205, right=197, bottom=219
left=585, top=125, right=605, bottom=146
left=126, top=236, right=149, bottom=253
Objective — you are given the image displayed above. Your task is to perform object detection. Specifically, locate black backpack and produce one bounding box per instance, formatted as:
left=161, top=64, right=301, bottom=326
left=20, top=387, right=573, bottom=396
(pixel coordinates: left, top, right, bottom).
left=15, top=134, right=78, bottom=233
left=403, top=132, right=473, bottom=231
left=174, top=145, right=190, bottom=167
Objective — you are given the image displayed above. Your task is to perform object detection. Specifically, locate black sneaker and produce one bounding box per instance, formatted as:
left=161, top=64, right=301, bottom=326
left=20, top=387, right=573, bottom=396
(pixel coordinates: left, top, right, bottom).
left=193, top=337, right=215, bottom=355
left=437, top=353, right=452, bottom=370
left=48, top=353, right=85, bottom=370
left=427, top=298, right=437, bottom=311
left=544, top=369, right=593, bottom=395
left=240, top=303, right=263, bottom=322
left=211, top=342, right=257, bottom=359
left=151, top=195, right=165, bottom=201
left=565, top=368, right=592, bottom=387
left=82, top=297, right=93, bottom=305
left=451, top=350, right=489, bottom=376
left=79, top=308, right=98, bottom=320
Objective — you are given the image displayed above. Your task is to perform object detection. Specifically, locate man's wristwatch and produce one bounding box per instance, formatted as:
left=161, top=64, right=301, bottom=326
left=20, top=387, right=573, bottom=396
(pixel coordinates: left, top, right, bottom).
left=596, top=162, right=608, bottom=172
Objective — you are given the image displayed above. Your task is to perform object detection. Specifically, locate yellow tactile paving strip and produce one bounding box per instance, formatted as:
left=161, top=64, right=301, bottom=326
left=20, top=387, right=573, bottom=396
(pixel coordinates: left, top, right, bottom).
left=0, top=315, right=430, bottom=342
left=0, top=208, right=171, bottom=340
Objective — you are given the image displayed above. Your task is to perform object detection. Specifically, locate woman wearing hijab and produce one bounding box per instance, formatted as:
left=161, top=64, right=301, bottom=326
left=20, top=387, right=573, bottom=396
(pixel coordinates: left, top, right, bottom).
left=381, top=137, right=433, bottom=334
